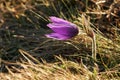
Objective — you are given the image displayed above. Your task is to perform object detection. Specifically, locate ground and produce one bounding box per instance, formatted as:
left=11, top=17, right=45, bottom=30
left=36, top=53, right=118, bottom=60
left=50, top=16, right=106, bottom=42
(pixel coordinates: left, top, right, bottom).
left=0, top=0, right=120, bottom=80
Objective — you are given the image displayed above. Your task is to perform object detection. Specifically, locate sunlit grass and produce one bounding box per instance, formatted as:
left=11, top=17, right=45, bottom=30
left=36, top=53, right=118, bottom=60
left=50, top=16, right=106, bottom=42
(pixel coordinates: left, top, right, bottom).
left=0, top=0, right=120, bottom=80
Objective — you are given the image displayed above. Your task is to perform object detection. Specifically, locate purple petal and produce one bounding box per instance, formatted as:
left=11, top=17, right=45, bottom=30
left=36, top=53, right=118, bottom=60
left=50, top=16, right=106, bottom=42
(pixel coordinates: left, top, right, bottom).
left=49, top=16, right=71, bottom=24
left=45, top=33, right=72, bottom=40
left=47, top=23, right=78, bottom=37
left=45, top=16, right=79, bottom=40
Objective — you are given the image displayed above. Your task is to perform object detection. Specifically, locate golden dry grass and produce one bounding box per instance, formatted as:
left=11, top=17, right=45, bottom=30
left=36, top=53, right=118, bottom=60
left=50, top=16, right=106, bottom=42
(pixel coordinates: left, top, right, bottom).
left=0, top=0, right=120, bottom=80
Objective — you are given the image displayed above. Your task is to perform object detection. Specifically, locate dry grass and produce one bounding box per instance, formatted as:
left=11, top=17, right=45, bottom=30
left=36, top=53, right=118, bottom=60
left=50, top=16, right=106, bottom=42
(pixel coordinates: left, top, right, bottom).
left=0, top=52, right=96, bottom=80
left=0, top=0, right=120, bottom=80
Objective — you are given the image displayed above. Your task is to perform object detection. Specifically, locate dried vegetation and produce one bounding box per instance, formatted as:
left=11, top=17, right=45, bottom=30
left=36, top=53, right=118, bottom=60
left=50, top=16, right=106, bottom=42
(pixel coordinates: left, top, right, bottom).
left=0, top=0, right=120, bottom=80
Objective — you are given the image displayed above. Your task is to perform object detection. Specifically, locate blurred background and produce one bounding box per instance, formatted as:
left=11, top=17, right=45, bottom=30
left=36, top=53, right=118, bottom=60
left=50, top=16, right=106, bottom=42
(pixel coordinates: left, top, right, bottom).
left=0, top=0, right=120, bottom=79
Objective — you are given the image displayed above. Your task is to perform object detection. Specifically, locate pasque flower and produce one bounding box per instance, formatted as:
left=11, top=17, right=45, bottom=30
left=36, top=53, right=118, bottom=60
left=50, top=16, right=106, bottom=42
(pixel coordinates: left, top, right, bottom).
left=45, top=16, right=79, bottom=40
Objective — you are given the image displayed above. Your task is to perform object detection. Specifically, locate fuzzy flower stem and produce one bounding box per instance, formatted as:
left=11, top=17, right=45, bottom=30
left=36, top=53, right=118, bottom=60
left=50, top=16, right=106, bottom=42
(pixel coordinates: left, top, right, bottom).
left=92, top=32, right=96, bottom=61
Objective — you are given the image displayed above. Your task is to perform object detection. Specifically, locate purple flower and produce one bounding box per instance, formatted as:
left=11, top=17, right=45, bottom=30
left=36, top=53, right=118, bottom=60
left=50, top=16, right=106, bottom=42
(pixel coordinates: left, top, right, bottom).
left=45, top=16, right=79, bottom=40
